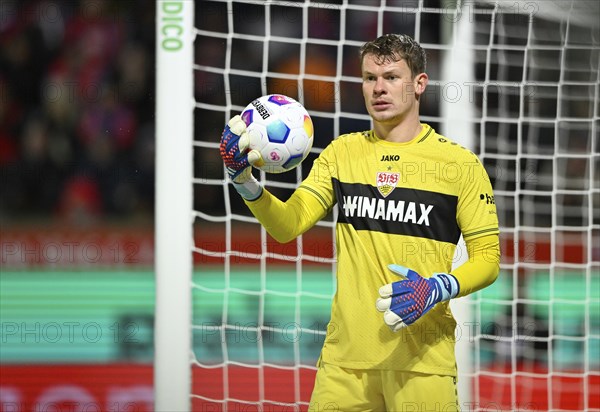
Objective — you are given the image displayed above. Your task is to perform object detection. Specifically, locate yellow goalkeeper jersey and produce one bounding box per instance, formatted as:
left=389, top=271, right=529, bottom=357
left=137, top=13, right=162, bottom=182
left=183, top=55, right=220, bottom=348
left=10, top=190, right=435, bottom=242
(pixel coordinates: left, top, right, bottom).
left=251, top=124, right=499, bottom=375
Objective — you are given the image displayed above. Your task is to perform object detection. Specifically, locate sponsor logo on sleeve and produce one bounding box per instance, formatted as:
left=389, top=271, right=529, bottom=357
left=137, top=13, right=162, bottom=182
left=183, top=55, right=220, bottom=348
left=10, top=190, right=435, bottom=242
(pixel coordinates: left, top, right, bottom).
left=480, top=193, right=495, bottom=204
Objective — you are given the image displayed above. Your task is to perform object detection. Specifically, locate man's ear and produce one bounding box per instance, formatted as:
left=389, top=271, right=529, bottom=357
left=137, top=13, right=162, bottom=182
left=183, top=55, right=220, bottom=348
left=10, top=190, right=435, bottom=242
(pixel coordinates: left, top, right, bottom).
left=414, top=72, right=428, bottom=96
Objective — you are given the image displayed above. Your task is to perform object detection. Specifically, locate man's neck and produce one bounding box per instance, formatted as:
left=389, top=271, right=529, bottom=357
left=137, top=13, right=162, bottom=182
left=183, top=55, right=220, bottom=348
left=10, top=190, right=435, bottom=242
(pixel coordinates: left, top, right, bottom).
left=373, top=116, right=423, bottom=143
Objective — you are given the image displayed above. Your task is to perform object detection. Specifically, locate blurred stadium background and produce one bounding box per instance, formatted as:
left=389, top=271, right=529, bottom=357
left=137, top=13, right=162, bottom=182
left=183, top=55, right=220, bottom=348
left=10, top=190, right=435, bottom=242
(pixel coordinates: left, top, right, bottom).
left=1, top=1, right=158, bottom=410
left=1, top=0, right=599, bottom=411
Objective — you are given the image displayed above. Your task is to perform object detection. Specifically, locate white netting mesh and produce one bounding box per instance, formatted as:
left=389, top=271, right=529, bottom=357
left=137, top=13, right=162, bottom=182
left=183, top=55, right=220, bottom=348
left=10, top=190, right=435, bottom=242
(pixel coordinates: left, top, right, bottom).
left=190, top=1, right=599, bottom=410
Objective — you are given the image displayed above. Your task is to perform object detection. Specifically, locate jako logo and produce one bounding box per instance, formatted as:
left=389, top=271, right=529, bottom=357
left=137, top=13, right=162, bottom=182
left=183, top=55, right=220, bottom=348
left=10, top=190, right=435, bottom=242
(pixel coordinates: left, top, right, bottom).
left=380, top=154, right=400, bottom=161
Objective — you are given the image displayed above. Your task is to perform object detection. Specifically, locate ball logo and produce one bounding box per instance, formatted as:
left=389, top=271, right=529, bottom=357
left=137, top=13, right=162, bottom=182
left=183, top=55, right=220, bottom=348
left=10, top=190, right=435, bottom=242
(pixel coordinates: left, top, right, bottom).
left=251, top=99, right=271, bottom=119
left=269, top=151, right=281, bottom=161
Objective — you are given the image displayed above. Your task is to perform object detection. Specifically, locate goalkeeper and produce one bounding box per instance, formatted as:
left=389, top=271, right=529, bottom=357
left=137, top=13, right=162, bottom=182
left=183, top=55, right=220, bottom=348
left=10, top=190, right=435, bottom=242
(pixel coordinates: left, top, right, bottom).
left=220, top=33, right=500, bottom=411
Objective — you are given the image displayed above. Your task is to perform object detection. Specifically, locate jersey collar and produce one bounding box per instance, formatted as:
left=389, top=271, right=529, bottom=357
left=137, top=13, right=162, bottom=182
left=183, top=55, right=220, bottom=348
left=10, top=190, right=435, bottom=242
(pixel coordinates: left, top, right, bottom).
left=370, top=124, right=434, bottom=146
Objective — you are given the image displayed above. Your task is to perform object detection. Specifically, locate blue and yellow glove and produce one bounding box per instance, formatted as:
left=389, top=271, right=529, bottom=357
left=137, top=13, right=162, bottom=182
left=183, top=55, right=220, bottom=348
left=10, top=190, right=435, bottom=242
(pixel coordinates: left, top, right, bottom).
left=219, top=115, right=263, bottom=200
left=219, top=115, right=262, bottom=182
left=376, top=264, right=460, bottom=332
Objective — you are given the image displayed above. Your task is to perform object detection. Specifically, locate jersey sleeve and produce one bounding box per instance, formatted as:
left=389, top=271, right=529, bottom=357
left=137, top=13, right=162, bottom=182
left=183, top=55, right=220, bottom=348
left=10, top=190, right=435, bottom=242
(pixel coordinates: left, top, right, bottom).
left=456, top=156, right=500, bottom=240
left=452, top=233, right=500, bottom=297
left=243, top=142, right=338, bottom=243
left=244, top=187, right=328, bottom=243
left=296, top=143, right=338, bottom=211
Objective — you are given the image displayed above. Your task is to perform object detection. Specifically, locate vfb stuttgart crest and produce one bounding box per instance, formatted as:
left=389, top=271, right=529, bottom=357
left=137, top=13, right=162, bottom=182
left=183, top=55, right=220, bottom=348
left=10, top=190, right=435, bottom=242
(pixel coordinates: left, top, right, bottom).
left=376, top=171, right=399, bottom=197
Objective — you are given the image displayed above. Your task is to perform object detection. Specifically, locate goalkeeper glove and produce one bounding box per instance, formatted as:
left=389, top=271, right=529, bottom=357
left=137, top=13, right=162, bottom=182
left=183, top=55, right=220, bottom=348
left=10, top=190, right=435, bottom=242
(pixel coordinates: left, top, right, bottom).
left=219, top=115, right=263, bottom=200
left=376, top=264, right=459, bottom=332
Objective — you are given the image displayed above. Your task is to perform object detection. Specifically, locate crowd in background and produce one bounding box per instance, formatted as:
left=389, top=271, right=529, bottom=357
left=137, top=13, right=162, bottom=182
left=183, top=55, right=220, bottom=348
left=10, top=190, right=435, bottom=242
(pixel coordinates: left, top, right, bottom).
left=1, top=0, right=155, bottom=224
left=1, top=0, right=440, bottom=224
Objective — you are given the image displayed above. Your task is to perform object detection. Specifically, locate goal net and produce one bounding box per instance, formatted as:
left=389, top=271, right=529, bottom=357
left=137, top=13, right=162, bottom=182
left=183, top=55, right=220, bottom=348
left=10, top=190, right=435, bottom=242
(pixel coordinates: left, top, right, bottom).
left=155, top=0, right=599, bottom=411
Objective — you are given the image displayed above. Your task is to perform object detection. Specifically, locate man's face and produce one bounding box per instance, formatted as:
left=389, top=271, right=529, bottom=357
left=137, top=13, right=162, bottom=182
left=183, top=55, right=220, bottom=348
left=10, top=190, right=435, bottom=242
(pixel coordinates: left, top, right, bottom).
left=361, top=53, right=424, bottom=125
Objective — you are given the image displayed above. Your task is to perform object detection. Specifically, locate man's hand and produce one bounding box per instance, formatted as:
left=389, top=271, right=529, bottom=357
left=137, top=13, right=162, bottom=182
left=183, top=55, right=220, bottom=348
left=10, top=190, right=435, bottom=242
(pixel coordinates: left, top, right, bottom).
left=376, top=264, right=459, bottom=332
left=219, top=115, right=262, bottom=183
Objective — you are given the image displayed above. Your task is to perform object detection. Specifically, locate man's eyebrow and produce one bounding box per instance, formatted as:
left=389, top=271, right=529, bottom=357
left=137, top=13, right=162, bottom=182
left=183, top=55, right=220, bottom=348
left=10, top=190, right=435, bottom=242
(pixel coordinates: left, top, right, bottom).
left=361, top=69, right=401, bottom=76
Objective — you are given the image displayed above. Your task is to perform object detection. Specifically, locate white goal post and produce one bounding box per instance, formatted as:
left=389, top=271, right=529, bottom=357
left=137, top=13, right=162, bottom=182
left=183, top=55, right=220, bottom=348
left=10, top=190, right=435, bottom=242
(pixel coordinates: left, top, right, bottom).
left=155, top=1, right=195, bottom=411
left=155, top=1, right=599, bottom=411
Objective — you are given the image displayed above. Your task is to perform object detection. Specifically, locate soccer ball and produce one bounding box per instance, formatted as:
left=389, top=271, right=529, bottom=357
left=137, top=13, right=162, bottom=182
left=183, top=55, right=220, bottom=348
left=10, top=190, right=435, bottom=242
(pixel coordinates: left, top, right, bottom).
left=240, top=94, right=314, bottom=173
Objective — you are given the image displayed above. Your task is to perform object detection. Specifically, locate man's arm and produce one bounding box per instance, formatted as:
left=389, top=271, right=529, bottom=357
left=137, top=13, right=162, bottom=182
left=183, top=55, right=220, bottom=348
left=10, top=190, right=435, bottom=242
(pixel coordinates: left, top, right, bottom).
left=451, top=233, right=500, bottom=297
left=376, top=233, right=500, bottom=332
left=376, top=148, right=501, bottom=331
left=220, top=115, right=332, bottom=244
left=244, top=188, right=329, bottom=244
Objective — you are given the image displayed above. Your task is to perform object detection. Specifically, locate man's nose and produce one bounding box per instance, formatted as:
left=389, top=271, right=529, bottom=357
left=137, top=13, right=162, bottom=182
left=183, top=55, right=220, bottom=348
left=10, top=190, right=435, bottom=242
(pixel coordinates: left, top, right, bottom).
left=373, top=77, right=386, bottom=94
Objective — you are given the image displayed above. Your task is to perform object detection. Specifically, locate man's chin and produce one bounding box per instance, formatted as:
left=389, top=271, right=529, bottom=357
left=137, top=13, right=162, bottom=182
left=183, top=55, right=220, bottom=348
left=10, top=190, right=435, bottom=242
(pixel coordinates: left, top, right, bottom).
left=370, top=112, right=399, bottom=124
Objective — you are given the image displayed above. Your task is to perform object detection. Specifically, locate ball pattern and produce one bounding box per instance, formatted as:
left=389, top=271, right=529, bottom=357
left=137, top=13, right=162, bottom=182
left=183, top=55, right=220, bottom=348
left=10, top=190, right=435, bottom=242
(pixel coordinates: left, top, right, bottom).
left=241, top=94, right=314, bottom=174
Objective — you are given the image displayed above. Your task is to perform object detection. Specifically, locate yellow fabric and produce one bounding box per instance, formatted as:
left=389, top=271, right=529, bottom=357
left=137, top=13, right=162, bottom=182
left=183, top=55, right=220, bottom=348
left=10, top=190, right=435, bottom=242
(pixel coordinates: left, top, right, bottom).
left=308, top=362, right=459, bottom=411
left=243, top=183, right=328, bottom=243
left=454, top=234, right=500, bottom=298
left=245, top=124, right=500, bottom=375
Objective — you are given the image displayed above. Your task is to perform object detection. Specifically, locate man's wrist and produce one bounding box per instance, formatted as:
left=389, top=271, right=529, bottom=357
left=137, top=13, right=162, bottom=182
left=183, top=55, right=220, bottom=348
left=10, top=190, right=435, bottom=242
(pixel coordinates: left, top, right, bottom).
left=431, top=273, right=460, bottom=302
left=232, top=176, right=263, bottom=201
